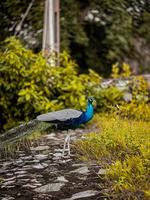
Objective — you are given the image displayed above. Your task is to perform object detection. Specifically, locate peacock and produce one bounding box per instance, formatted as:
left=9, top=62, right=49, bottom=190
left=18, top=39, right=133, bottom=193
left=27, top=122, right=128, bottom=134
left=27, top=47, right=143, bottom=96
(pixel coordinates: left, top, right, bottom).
left=0, top=97, right=95, bottom=156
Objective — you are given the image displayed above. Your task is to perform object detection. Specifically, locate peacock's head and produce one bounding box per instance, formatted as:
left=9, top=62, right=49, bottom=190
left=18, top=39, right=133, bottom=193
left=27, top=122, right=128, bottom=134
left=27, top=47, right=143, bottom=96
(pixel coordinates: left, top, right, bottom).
left=87, top=96, right=95, bottom=104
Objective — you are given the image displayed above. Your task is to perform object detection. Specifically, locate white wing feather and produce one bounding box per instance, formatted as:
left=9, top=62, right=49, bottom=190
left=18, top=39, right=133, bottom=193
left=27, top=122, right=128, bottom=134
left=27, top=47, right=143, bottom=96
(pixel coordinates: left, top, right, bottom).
left=37, top=109, right=82, bottom=122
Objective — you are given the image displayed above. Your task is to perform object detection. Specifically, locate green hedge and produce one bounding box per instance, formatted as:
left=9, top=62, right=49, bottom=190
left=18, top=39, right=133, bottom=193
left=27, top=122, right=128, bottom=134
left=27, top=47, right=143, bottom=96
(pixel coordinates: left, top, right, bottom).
left=0, top=37, right=149, bottom=131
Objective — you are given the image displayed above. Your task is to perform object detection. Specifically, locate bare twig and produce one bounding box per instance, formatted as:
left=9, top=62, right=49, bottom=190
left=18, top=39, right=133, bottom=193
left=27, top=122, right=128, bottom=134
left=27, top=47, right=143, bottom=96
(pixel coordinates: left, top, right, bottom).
left=14, top=0, right=35, bottom=35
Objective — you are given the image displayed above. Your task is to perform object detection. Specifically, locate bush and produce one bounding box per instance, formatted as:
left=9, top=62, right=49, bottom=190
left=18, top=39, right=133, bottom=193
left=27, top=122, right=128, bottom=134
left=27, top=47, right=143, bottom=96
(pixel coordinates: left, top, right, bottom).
left=119, top=76, right=150, bottom=120
left=0, top=37, right=101, bottom=131
left=0, top=37, right=149, bottom=131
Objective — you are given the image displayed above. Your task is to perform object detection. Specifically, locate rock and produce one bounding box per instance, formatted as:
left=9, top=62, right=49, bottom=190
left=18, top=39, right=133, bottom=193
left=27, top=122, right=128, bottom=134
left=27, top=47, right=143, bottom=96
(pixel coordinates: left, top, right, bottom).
left=25, top=159, right=39, bottom=164
left=123, top=92, right=132, bottom=102
left=58, top=159, right=72, bottom=164
left=72, top=163, right=86, bottom=167
left=56, top=176, right=68, bottom=183
left=16, top=174, right=29, bottom=178
left=14, top=159, right=23, bottom=164
left=1, top=197, right=15, bottom=200
left=44, top=133, right=56, bottom=140
left=22, top=183, right=37, bottom=189
left=34, top=154, right=48, bottom=160
left=53, top=152, right=62, bottom=157
left=70, top=166, right=89, bottom=175
left=21, top=155, right=33, bottom=160
left=6, top=173, right=13, bottom=177
left=97, top=169, right=106, bottom=175
left=34, top=182, right=65, bottom=193
left=3, top=177, right=15, bottom=182
left=14, top=170, right=27, bottom=175
left=2, top=180, right=15, bottom=187
left=3, top=161, right=13, bottom=167
left=30, top=146, right=50, bottom=151
left=62, top=190, right=99, bottom=200
left=32, top=163, right=48, bottom=169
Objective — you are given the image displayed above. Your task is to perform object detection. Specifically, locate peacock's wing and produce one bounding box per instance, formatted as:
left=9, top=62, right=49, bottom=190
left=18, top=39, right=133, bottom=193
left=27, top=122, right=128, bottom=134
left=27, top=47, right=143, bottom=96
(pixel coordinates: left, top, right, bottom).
left=37, top=109, right=82, bottom=123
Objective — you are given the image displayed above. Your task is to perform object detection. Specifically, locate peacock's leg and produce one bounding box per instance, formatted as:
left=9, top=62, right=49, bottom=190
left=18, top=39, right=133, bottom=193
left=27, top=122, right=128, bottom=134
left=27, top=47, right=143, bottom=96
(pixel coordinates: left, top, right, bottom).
left=62, top=131, right=70, bottom=156
left=67, top=133, right=71, bottom=156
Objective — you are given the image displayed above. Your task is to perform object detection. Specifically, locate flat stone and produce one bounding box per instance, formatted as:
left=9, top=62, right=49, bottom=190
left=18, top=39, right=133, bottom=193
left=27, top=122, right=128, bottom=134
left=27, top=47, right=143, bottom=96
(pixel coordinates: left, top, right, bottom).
left=14, top=170, right=27, bottom=175
left=3, top=180, right=15, bottom=186
left=18, top=178, right=30, bottom=182
left=3, top=177, right=16, bottom=182
left=30, top=146, right=50, bottom=151
left=3, top=161, right=13, bottom=167
left=62, top=190, right=99, bottom=200
left=22, top=183, right=37, bottom=189
left=34, top=182, right=65, bottom=193
left=56, top=176, right=68, bottom=183
left=54, top=148, right=63, bottom=152
left=78, top=176, right=87, bottom=181
left=44, top=133, right=57, bottom=140
left=25, top=159, right=39, bottom=164
left=53, top=152, right=62, bottom=157
left=58, top=159, right=72, bottom=164
left=21, top=155, right=33, bottom=160
left=14, top=159, right=23, bottom=164
left=97, top=169, right=106, bottom=175
left=34, top=154, right=48, bottom=160
left=32, top=163, right=48, bottom=169
left=16, top=174, right=29, bottom=178
left=123, top=92, right=132, bottom=102
left=6, top=173, right=14, bottom=177
left=72, top=163, right=86, bottom=167
left=33, top=183, right=42, bottom=187
left=7, top=185, right=15, bottom=188
left=70, top=166, right=89, bottom=175
left=1, top=197, right=15, bottom=200
left=31, top=178, right=39, bottom=183
left=0, top=169, right=6, bottom=173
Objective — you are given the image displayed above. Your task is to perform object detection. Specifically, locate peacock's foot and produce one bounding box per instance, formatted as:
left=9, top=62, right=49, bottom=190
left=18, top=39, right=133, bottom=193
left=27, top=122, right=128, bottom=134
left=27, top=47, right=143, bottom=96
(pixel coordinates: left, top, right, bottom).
left=62, top=148, right=72, bottom=158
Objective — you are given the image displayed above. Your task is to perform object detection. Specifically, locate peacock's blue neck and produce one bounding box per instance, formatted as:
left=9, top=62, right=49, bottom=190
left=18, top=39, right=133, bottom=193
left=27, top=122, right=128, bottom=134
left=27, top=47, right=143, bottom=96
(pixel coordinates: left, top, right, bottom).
left=60, top=101, right=94, bottom=129
left=82, top=102, right=94, bottom=123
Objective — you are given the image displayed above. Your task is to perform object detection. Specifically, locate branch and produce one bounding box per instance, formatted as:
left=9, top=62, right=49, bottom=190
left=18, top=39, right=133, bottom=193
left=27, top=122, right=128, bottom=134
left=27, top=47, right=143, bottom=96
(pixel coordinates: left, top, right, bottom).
left=14, top=0, right=35, bottom=36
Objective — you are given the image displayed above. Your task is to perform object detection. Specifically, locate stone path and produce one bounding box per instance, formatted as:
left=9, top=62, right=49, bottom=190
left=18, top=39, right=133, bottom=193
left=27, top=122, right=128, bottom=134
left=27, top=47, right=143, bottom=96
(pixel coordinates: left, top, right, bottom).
left=0, top=128, right=106, bottom=200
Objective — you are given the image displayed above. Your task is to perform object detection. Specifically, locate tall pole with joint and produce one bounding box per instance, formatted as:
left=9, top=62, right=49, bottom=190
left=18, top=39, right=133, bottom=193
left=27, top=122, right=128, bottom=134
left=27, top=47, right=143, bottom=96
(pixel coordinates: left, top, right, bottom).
left=42, top=0, right=60, bottom=61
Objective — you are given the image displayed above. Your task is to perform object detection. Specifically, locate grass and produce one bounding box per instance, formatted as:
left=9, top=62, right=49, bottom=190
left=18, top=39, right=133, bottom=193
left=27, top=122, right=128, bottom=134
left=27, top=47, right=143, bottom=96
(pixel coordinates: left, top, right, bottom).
left=75, top=114, right=150, bottom=200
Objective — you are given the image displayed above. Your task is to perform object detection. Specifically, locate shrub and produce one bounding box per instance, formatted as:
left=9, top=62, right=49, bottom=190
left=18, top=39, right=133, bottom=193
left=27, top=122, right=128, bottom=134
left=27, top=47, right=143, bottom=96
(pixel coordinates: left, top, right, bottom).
left=119, top=76, right=150, bottom=120
left=0, top=37, right=101, bottom=131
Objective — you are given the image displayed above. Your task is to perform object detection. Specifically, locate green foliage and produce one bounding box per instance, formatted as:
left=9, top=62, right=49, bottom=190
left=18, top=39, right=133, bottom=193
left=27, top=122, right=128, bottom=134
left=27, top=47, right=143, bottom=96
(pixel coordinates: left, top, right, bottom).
left=0, top=0, right=150, bottom=75
left=110, top=63, right=150, bottom=120
left=119, top=76, right=150, bottom=120
left=112, top=63, right=131, bottom=79
left=95, top=86, right=123, bottom=112
left=0, top=37, right=101, bottom=131
left=76, top=115, right=150, bottom=199
left=0, top=37, right=149, bottom=131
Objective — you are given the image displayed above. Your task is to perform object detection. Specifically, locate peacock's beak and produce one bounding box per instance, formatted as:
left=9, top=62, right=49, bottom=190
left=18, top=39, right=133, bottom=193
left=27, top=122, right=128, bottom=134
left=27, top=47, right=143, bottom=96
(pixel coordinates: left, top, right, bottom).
left=92, top=99, right=97, bottom=108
